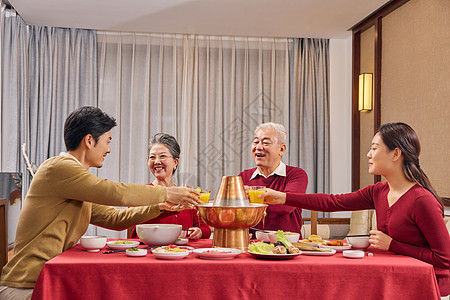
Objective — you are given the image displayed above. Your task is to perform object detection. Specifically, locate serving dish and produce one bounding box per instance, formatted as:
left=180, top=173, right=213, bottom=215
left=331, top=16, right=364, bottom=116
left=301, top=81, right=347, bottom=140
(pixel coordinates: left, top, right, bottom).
left=248, top=251, right=302, bottom=260
left=193, top=248, right=242, bottom=259
left=106, top=240, right=140, bottom=250
left=319, top=241, right=352, bottom=252
left=152, top=251, right=191, bottom=260
left=301, top=249, right=336, bottom=256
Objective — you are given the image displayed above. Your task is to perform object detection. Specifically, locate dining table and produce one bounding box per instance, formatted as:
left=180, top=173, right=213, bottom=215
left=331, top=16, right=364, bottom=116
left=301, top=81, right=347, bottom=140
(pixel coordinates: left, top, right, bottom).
left=31, top=239, right=441, bottom=300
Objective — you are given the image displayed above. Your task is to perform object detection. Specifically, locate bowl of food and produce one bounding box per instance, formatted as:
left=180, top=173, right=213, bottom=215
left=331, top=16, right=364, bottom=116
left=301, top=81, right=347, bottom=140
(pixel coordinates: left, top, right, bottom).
left=80, top=235, right=107, bottom=252
left=268, top=231, right=300, bottom=244
left=346, top=236, right=370, bottom=249
left=255, top=230, right=276, bottom=242
left=136, top=224, right=182, bottom=246
left=126, top=248, right=148, bottom=257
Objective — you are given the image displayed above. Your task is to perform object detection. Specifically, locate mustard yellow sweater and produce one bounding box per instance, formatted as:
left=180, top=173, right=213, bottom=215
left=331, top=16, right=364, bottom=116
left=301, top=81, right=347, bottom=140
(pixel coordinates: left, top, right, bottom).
left=1, top=155, right=166, bottom=288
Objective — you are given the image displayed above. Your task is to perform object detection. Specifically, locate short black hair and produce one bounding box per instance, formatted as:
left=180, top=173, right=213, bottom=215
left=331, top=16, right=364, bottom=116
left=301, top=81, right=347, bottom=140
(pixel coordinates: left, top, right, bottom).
left=64, top=106, right=117, bottom=151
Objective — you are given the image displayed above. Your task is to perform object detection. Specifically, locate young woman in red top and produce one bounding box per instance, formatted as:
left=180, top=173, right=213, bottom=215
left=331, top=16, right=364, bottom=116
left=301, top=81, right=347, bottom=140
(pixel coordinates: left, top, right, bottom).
left=130, top=133, right=211, bottom=239
left=261, top=123, right=450, bottom=297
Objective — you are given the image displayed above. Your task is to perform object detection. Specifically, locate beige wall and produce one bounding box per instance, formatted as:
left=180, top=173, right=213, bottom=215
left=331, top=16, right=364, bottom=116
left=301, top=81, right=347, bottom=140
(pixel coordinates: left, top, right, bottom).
left=358, top=0, right=450, bottom=197
left=381, top=0, right=450, bottom=196
left=359, top=26, right=375, bottom=189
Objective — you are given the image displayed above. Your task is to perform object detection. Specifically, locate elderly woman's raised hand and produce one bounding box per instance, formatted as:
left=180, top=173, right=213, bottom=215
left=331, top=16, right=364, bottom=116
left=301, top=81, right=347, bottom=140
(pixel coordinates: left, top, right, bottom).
left=166, top=186, right=202, bottom=209
left=159, top=202, right=185, bottom=212
left=259, top=188, right=287, bottom=205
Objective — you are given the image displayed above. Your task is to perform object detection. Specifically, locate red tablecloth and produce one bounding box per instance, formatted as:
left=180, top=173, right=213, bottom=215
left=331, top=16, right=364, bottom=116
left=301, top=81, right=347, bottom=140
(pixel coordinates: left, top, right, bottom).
left=32, top=239, right=440, bottom=300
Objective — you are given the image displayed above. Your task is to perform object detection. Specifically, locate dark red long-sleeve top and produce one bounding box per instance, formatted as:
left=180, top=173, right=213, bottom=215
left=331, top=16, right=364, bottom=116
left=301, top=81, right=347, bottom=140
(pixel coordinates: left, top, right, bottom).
left=285, top=182, right=450, bottom=297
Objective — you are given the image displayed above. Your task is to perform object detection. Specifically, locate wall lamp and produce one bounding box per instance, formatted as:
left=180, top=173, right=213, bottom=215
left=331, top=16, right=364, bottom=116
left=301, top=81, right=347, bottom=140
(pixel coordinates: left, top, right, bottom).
left=358, top=73, right=373, bottom=112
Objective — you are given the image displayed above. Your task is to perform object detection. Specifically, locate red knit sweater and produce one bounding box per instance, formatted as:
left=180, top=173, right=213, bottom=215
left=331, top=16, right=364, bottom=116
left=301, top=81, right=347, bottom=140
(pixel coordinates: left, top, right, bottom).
left=239, top=165, right=308, bottom=235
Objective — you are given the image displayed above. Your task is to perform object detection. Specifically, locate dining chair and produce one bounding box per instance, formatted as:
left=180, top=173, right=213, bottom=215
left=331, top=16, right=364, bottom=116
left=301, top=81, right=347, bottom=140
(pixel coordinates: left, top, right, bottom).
left=0, top=198, right=8, bottom=269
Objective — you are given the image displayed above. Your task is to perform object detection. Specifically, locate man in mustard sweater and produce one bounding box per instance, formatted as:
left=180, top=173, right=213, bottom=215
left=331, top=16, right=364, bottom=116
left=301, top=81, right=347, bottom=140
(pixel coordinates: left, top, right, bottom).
left=0, top=106, right=200, bottom=299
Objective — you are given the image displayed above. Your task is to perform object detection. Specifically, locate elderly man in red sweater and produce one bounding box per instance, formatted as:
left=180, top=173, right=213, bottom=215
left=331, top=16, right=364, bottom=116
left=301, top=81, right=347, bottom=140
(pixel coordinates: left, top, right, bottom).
left=239, top=122, right=308, bottom=236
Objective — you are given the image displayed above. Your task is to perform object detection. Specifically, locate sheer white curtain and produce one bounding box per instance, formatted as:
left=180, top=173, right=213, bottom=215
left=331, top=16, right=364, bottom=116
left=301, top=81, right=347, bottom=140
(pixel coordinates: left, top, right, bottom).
left=97, top=33, right=293, bottom=193
left=96, top=33, right=329, bottom=226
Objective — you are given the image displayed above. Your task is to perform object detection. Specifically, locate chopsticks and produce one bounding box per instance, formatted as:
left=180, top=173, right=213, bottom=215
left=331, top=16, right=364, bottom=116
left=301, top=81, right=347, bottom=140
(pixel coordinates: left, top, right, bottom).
left=346, top=234, right=370, bottom=237
left=249, top=227, right=270, bottom=233
left=102, top=246, right=156, bottom=254
left=182, top=229, right=195, bottom=232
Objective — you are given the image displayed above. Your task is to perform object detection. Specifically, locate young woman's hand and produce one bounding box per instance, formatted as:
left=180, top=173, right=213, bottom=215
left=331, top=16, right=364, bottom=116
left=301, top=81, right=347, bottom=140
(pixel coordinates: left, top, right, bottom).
left=259, top=188, right=287, bottom=205
left=369, top=230, right=392, bottom=250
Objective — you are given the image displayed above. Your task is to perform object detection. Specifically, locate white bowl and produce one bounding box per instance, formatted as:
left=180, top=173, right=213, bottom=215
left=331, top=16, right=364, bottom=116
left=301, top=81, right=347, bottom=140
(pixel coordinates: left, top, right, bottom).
left=268, top=232, right=300, bottom=244
left=126, top=249, right=147, bottom=257
left=136, top=224, right=182, bottom=246
left=347, top=236, right=370, bottom=249
left=255, top=230, right=276, bottom=242
left=80, top=236, right=107, bottom=252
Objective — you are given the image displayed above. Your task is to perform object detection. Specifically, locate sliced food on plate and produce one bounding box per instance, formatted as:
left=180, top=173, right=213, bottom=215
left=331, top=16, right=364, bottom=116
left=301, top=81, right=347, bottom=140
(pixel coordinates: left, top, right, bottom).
left=299, top=234, right=326, bottom=246
left=151, top=244, right=193, bottom=259
left=319, top=240, right=352, bottom=252
left=193, top=248, right=242, bottom=259
left=248, top=231, right=302, bottom=259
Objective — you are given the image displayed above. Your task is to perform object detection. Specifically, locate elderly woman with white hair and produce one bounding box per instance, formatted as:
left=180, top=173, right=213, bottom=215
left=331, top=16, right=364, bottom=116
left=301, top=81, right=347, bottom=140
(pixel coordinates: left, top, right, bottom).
left=238, top=122, right=308, bottom=236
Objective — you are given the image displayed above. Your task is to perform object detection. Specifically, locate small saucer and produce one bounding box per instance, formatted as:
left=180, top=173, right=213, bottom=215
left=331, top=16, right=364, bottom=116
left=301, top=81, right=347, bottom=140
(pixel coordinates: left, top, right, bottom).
left=343, top=250, right=364, bottom=259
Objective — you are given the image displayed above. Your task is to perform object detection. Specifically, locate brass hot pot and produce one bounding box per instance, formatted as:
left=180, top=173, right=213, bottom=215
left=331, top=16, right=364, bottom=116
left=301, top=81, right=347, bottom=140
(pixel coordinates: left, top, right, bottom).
left=197, top=176, right=267, bottom=251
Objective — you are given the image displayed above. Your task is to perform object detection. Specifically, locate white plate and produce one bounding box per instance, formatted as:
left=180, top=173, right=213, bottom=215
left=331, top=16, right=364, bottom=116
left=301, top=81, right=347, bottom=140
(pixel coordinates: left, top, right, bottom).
left=301, top=249, right=336, bottom=256
left=248, top=251, right=302, bottom=260
left=343, top=250, right=365, bottom=259
left=298, top=240, right=326, bottom=247
left=193, top=248, right=242, bottom=259
left=152, top=251, right=191, bottom=260
left=126, top=249, right=147, bottom=257
left=319, top=244, right=352, bottom=252
left=107, top=241, right=140, bottom=250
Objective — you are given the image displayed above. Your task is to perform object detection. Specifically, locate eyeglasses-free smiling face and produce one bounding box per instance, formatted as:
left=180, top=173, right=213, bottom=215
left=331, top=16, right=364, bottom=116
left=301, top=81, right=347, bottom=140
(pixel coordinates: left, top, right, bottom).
left=367, top=133, right=397, bottom=176
left=147, top=143, right=179, bottom=180
left=251, top=127, right=286, bottom=176
left=85, top=131, right=112, bottom=169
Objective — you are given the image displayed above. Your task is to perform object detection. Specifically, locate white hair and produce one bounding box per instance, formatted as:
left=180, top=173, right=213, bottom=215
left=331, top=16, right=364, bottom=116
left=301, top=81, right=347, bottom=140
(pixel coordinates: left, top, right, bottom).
left=254, top=122, right=287, bottom=144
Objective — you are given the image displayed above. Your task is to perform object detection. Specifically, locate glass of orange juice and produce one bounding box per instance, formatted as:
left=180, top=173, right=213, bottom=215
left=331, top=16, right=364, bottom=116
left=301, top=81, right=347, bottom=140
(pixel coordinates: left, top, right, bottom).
left=248, top=186, right=266, bottom=204
left=185, top=185, right=201, bottom=195
left=199, top=189, right=211, bottom=203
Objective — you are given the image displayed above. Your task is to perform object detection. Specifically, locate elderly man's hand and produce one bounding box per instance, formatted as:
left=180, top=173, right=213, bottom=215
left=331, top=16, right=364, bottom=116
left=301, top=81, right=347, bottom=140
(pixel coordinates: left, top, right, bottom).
left=259, top=188, right=286, bottom=205
left=166, top=186, right=201, bottom=208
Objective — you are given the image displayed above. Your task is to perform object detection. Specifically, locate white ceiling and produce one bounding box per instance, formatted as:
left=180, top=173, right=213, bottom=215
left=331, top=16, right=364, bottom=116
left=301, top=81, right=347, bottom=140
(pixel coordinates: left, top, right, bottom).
left=6, top=0, right=390, bottom=39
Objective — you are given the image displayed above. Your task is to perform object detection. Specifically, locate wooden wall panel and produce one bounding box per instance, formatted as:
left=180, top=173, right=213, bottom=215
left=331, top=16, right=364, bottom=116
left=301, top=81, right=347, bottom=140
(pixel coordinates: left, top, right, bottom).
left=359, top=27, right=375, bottom=189
left=381, top=0, right=450, bottom=196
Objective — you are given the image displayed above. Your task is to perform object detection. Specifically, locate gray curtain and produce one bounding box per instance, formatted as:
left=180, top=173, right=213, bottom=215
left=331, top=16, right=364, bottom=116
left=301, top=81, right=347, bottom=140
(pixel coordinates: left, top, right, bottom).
left=289, top=38, right=330, bottom=217
left=1, top=8, right=28, bottom=189
left=1, top=8, right=97, bottom=194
